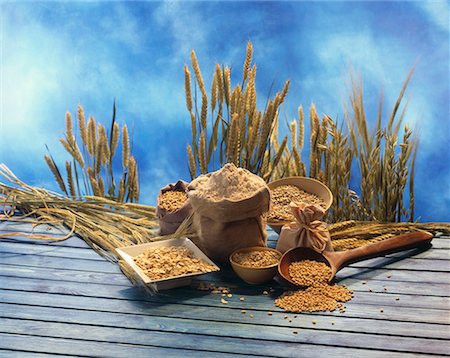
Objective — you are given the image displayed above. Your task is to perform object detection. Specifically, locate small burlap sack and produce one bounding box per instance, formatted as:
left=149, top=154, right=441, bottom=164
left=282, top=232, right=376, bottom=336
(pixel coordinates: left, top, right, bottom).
left=187, top=164, right=270, bottom=262
left=156, top=180, right=192, bottom=235
left=276, top=202, right=332, bottom=254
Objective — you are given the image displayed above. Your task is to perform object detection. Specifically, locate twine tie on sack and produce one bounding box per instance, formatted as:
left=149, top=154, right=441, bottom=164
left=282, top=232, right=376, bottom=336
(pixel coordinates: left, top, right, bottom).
left=276, top=202, right=333, bottom=254
left=294, top=221, right=323, bottom=234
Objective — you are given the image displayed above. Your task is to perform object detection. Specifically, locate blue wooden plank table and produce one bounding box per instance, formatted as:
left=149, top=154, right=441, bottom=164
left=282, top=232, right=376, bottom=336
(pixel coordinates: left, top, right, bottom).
left=0, top=219, right=449, bottom=357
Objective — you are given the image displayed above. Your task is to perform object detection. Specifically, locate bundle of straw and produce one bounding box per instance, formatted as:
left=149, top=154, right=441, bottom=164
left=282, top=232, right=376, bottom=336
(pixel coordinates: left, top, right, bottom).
left=0, top=164, right=192, bottom=293
left=45, top=102, right=139, bottom=202
left=185, top=41, right=291, bottom=181
left=329, top=220, right=450, bottom=251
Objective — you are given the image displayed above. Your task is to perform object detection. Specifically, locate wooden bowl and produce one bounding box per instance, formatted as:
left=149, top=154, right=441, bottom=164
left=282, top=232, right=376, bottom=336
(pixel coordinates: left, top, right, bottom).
left=267, top=177, right=333, bottom=234
left=278, top=246, right=330, bottom=287
left=229, top=247, right=282, bottom=284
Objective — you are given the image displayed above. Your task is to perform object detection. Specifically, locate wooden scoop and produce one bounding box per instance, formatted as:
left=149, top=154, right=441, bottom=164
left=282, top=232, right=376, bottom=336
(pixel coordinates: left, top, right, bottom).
left=278, top=231, right=433, bottom=286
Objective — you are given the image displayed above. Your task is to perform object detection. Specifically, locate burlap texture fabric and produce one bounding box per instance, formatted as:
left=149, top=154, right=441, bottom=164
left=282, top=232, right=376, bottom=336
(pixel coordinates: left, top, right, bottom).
left=276, top=202, right=332, bottom=254
left=156, top=180, right=192, bottom=235
left=188, top=181, right=270, bottom=262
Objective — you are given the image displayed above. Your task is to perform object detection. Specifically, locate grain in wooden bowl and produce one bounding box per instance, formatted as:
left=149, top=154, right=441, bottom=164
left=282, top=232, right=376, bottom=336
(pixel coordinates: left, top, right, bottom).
left=230, top=247, right=282, bottom=284
left=232, top=249, right=281, bottom=267
left=267, top=177, right=333, bottom=233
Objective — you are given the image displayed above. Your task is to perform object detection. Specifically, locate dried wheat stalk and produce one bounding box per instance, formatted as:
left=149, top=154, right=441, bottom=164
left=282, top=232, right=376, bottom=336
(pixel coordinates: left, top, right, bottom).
left=185, top=41, right=291, bottom=182
left=0, top=164, right=195, bottom=294
left=45, top=101, right=139, bottom=202
left=184, top=44, right=424, bottom=224
left=345, top=69, right=417, bottom=222
left=328, top=220, right=450, bottom=251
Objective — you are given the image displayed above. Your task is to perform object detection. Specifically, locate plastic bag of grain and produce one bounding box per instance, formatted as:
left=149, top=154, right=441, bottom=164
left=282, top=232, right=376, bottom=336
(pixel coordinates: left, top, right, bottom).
left=156, top=180, right=192, bottom=235
left=276, top=202, right=332, bottom=254
left=187, top=164, right=270, bottom=262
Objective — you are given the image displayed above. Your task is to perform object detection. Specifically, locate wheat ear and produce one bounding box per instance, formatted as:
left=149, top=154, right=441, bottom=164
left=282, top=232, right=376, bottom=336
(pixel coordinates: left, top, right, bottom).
left=187, top=144, right=197, bottom=179
left=65, top=112, right=75, bottom=146
left=122, top=124, right=129, bottom=169
left=191, top=50, right=206, bottom=96
left=110, top=122, right=120, bottom=159
left=65, top=161, right=76, bottom=197
left=242, top=40, right=253, bottom=83
left=87, top=116, right=96, bottom=156
left=198, top=130, right=207, bottom=174
left=77, top=105, right=88, bottom=149
left=45, top=154, right=67, bottom=195
left=215, top=64, right=224, bottom=104
left=184, top=64, right=193, bottom=112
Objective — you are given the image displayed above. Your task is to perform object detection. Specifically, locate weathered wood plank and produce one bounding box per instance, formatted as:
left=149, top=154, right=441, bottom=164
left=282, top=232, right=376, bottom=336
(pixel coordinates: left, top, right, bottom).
left=0, top=350, right=71, bottom=357
left=0, top=235, right=89, bottom=249
left=0, top=333, right=245, bottom=358
left=0, top=254, right=118, bottom=273
left=386, top=247, right=449, bottom=260
left=333, top=266, right=450, bottom=284
left=2, top=240, right=448, bottom=261
left=349, top=256, right=450, bottom=272
left=1, top=251, right=449, bottom=288
left=2, top=252, right=449, bottom=285
left=0, top=281, right=448, bottom=326
left=0, top=241, right=105, bottom=261
left=2, top=258, right=449, bottom=298
left=1, top=316, right=449, bottom=356
left=0, top=266, right=449, bottom=310
left=0, top=221, right=81, bottom=241
left=0, top=263, right=130, bottom=286
left=0, top=220, right=71, bottom=234
left=1, top=301, right=449, bottom=341
left=0, top=333, right=432, bottom=358
left=430, top=236, right=450, bottom=249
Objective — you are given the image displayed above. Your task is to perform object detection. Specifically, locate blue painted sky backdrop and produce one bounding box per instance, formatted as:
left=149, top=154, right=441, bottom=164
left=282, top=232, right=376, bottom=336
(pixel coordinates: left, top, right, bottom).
left=1, top=1, right=449, bottom=222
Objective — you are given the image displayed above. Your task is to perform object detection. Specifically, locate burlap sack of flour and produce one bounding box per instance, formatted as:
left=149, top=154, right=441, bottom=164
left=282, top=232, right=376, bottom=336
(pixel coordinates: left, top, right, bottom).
left=156, top=180, right=192, bottom=235
left=187, top=164, right=270, bottom=262
left=276, top=202, right=332, bottom=254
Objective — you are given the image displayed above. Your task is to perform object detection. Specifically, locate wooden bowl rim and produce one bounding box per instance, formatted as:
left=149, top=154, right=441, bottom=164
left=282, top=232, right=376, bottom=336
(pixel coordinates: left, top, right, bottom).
left=229, top=247, right=282, bottom=270
left=266, top=176, right=333, bottom=227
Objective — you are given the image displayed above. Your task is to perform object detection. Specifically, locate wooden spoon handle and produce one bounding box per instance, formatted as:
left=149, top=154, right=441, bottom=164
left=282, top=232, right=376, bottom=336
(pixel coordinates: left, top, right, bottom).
left=332, top=231, right=433, bottom=271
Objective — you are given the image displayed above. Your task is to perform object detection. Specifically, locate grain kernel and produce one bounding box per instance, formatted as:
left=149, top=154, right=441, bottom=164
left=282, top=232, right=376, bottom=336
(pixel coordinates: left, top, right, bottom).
left=288, top=260, right=331, bottom=286
left=133, top=246, right=216, bottom=281
left=267, top=185, right=326, bottom=222
left=159, top=190, right=188, bottom=212
left=232, top=250, right=281, bottom=267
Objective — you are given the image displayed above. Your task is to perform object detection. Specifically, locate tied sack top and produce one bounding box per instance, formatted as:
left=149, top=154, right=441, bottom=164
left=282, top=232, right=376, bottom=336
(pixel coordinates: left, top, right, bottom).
left=276, top=202, right=332, bottom=254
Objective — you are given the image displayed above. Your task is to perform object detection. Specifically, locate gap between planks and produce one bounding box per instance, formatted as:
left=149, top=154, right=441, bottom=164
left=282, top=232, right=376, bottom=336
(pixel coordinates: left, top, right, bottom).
left=0, top=316, right=449, bottom=357
left=1, top=287, right=449, bottom=326
left=1, top=300, right=449, bottom=340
